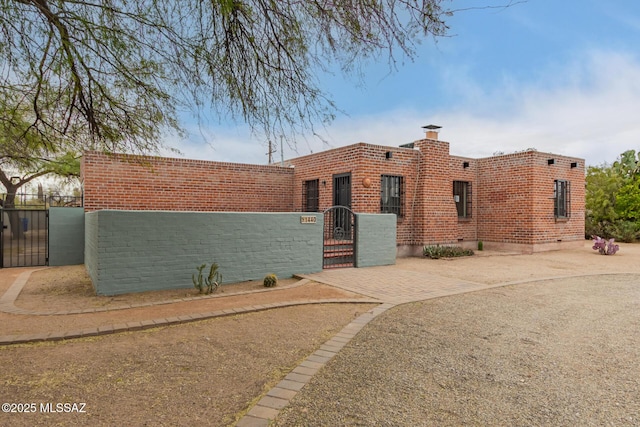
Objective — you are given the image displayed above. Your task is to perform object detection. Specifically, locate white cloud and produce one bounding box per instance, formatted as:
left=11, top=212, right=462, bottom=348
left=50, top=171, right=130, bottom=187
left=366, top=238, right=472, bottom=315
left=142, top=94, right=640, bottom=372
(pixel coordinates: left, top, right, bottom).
left=165, top=49, right=640, bottom=167
left=162, top=125, right=269, bottom=164
left=290, top=49, right=640, bottom=166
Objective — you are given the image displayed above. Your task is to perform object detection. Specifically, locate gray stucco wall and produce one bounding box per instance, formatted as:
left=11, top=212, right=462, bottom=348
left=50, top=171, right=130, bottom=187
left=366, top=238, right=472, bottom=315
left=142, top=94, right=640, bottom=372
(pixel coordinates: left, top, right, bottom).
left=84, top=211, right=98, bottom=285
left=48, top=207, right=85, bottom=266
left=355, top=214, right=397, bottom=268
left=84, top=210, right=323, bottom=295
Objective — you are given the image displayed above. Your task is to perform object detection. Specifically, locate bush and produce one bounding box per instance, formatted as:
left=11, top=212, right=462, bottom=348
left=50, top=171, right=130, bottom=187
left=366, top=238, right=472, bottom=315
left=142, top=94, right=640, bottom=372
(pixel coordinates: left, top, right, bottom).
left=611, top=221, right=640, bottom=243
left=263, top=273, right=278, bottom=287
left=423, top=245, right=474, bottom=259
left=585, top=216, right=616, bottom=240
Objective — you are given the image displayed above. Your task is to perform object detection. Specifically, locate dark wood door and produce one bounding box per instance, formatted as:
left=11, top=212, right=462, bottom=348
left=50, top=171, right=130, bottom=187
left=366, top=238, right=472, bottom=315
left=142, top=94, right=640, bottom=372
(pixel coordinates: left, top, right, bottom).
left=333, top=173, right=351, bottom=208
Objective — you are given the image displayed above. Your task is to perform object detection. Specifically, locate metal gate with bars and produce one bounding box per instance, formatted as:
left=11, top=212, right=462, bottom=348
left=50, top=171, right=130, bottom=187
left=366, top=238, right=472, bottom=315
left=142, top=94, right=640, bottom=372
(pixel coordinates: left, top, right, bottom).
left=0, top=193, right=82, bottom=268
left=1, top=208, right=48, bottom=268
left=323, top=206, right=355, bottom=268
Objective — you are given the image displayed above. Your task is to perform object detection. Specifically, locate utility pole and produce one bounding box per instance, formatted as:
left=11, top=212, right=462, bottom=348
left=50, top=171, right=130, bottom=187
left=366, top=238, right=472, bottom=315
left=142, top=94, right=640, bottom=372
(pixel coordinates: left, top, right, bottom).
left=280, top=136, right=284, bottom=166
left=266, top=140, right=276, bottom=164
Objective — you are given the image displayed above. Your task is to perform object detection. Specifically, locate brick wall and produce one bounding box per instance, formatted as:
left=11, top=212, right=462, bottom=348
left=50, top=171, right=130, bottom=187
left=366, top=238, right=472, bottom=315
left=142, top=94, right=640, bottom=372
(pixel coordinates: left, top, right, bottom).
left=530, top=153, right=585, bottom=247
left=476, top=152, right=535, bottom=245
left=81, top=143, right=585, bottom=256
left=450, top=155, right=479, bottom=247
left=288, top=140, right=485, bottom=252
left=82, top=151, right=294, bottom=212
left=288, top=143, right=421, bottom=247
left=476, top=151, right=585, bottom=251
left=413, top=140, right=460, bottom=246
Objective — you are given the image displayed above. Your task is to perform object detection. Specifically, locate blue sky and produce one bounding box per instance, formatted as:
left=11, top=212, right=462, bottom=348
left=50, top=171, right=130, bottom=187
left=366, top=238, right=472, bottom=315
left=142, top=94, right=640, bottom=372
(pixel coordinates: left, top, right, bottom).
left=166, top=0, right=640, bottom=167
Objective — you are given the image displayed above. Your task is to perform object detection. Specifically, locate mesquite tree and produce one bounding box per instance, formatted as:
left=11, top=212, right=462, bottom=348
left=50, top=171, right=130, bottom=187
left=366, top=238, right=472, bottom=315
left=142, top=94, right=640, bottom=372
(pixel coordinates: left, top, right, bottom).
left=0, top=0, right=458, bottom=154
left=0, top=105, right=79, bottom=238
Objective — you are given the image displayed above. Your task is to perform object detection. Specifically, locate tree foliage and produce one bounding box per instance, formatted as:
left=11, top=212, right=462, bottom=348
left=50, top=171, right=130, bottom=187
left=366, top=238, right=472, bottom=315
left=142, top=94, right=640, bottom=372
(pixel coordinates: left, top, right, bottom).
left=1, top=0, right=456, bottom=155
left=586, top=149, right=640, bottom=242
left=585, top=164, right=621, bottom=237
left=0, top=102, right=80, bottom=208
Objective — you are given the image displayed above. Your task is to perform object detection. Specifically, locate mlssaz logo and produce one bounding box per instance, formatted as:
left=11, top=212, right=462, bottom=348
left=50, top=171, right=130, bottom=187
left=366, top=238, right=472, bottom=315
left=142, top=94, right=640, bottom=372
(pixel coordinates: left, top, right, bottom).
left=40, top=403, right=87, bottom=413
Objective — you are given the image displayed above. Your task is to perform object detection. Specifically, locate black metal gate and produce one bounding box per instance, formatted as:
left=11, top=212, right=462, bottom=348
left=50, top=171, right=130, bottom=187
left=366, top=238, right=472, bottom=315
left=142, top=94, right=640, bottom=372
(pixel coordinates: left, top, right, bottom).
left=0, top=208, right=48, bottom=267
left=0, top=193, right=82, bottom=268
left=323, top=206, right=355, bottom=268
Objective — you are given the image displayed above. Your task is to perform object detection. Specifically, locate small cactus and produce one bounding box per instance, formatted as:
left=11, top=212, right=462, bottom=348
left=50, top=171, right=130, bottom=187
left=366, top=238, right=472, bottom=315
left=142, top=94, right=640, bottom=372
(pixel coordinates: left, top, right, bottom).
left=205, top=263, right=222, bottom=294
left=193, top=263, right=222, bottom=294
left=591, top=236, right=619, bottom=255
left=263, top=273, right=278, bottom=287
left=192, top=264, right=207, bottom=293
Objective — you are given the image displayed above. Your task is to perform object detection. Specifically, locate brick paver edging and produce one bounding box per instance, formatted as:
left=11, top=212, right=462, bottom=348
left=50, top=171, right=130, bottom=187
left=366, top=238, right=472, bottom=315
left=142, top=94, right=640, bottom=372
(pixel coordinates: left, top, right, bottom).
left=235, top=302, right=396, bottom=427
left=234, top=270, right=638, bottom=425
left=0, top=267, right=381, bottom=346
left=0, top=298, right=381, bottom=346
left=0, top=269, right=317, bottom=316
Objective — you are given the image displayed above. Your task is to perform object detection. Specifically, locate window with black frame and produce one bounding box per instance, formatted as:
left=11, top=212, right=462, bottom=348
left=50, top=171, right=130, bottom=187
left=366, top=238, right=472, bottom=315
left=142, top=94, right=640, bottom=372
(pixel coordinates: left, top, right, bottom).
left=453, top=181, right=472, bottom=218
left=380, top=175, right=403, bottom=217
left=554, top=179, right=570, bottom=218
left=303, top=179, right=319, bottom=212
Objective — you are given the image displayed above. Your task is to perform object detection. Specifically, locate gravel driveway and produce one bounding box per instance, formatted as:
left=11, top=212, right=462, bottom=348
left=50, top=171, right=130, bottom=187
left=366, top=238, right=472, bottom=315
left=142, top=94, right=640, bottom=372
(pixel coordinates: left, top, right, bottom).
left=273, top=274, right=640, bottom=426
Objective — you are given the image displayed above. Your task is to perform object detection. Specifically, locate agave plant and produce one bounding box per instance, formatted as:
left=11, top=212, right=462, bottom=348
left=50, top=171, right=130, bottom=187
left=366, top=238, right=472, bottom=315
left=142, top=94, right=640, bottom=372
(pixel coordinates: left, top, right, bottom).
left=591, top=236, right=620, bottom=255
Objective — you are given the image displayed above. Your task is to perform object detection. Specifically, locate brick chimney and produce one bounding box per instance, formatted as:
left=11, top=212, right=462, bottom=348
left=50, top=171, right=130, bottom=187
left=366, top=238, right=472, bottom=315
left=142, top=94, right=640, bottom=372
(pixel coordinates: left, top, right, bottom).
left=422, top=124, right=441, bottom=140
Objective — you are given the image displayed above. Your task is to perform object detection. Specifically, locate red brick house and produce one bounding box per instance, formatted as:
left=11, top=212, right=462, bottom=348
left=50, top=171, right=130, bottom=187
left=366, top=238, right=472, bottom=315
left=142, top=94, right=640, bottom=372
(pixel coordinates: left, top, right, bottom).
left=286, top=128, right=585, bottom=255
left=82, top=128, right=585, bottom=256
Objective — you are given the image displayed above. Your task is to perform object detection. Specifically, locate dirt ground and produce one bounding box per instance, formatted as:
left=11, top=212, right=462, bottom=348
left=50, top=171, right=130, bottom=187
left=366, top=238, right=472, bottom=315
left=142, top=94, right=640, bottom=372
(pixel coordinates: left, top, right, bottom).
left=0, top=268, right=370, bottom=336
left=0, top=304, right=374, bottom=427
left=16, top=266, right=316, bottom=311
left=274, top=273, right=640, bottom=426
left=1, top=242, right=639, bottom=426
left=0, top=267, right=375, bottom=426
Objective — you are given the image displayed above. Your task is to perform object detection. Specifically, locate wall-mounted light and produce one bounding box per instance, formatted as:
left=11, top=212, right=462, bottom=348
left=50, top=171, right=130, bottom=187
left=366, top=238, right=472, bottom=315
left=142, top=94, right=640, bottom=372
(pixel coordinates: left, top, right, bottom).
left=385, top=151, right=393, bottom=159
left=322, top=180, right=326, bottom=186
left=547, top=159, right=555, bottom=165
left=463, top=161, right=469, bottom=169
left=570, top=162, right=578, bottom=168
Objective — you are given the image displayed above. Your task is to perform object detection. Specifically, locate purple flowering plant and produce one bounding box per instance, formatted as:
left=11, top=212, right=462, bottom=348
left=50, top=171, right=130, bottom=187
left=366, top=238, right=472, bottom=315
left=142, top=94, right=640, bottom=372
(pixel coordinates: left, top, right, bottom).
left=591, top=236, right=620, bottom=255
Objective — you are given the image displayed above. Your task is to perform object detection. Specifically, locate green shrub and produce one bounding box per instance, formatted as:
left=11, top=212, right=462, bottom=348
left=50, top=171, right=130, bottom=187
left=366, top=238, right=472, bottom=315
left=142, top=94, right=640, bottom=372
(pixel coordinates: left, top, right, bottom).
left=423, top=245, right=474, bottom=259
left=263, top=273, right=278, bottom=287
left=611, top=221, right=640, bottom=243
left=585, top=216, right=616, bottom=240
left=477, top=240, right=483, bottom=251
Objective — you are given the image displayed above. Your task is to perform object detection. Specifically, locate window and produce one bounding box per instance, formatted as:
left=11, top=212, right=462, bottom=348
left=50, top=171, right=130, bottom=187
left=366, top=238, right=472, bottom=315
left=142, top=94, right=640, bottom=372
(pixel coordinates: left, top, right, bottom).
left=554, top=180, right=570, bottom=218
left=303, top=179, right=319, bottom=212
left=453, top=181, right=472, bottom=218
left=380, top=175, right=403, bottom=217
